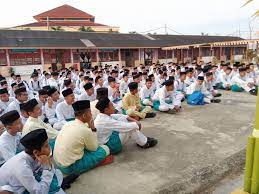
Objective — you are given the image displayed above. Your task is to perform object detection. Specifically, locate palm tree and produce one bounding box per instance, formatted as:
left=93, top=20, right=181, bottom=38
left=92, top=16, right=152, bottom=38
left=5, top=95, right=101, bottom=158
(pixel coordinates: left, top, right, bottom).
left=51, top=26, right=64, bottom=31
left=85, top=27, right=95, bottom=32
left=242, top=0, right=259, bottom=17
left=78, top=26, right=87, bottom=31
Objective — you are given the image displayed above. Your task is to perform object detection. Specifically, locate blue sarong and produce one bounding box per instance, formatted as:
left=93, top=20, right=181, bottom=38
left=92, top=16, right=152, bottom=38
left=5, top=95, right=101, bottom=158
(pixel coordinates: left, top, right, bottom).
left=153, top=99, right=172, bottom=111
left=106, top=131, right=122, bottom=155
left=187, top=91, right=205, bottom=105
left=58, top=147, right=107, bottom=175
left=231, top=84, right=244, bottom=92
left=49, top=139, right=56, bottom=151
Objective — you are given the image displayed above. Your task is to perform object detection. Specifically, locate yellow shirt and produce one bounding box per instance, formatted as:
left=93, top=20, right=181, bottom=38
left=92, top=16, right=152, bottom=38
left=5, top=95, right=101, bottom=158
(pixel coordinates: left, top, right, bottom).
left=22, top=116, right=59, bottom=139
left=122, top=92, right=141, bottom=110
left=54, top=119, right=99, bottom=167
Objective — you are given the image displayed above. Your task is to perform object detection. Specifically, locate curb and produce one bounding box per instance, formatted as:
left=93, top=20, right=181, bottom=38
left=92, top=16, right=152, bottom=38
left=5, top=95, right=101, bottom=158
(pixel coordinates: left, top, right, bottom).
left=157, top=148, right=246, bottom=194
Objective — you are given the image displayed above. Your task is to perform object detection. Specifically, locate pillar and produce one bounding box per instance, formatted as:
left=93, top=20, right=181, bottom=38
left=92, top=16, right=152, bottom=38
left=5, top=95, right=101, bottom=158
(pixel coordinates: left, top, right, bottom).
left=219, top=47, right=222, bottom=60
left=172, top=50, right=174, bottom=61
left=96, top=49, right=99, bottom=64
left=181, top=49, right=183, bottom=62
left=118, top=48, right=122, bottom=66
left=70, top=49, right=74, bottom=68
left=165, top=49, right=168, bottom=64
left=5, top=49, right=10, bottom=66
left=197, top=46, right=201, bottom=62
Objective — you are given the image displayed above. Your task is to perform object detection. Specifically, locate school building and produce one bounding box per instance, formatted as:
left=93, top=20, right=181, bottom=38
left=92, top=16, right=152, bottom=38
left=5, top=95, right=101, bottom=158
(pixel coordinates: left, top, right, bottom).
left=0, top=29, right=258, bottom=76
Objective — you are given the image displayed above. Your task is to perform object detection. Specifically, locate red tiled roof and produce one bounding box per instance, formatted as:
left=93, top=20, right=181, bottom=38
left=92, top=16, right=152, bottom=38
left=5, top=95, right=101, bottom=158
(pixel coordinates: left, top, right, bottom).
left=33, top=4, right=95, bottom=21
left=16, top=21, right=107, bottom=28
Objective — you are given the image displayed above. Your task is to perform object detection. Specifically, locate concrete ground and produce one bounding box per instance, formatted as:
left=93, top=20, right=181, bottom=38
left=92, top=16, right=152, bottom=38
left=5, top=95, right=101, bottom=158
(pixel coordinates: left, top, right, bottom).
left=67, top=91, right=256, bottom=194
left=205, top=172, right=244, bottom=194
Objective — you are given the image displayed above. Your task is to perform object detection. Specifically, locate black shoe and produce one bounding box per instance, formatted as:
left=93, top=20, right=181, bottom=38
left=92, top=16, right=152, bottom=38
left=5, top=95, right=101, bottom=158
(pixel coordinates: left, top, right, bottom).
left=145, top=112, right=156, bottom=118
left=214, top=93, right=222, bottom=98
left=61, top=173, right=80, bottom=190
left=137, top=137, right=158, bottom=149
left=211, top=99, right=221, bottom=103
left=250, top=89, right=257, bottom=96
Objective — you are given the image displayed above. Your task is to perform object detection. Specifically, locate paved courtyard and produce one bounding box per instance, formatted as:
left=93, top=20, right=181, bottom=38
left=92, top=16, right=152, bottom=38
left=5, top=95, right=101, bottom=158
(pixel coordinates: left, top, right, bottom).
left=67, top=91, right=256, bottom=194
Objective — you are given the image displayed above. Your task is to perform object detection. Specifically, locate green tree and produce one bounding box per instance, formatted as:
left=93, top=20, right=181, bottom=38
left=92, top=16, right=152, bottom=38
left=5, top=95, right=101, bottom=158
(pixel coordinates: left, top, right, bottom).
left=85, top=27, right=95, bottom=32
left=51, top=26, right=64, bottom=31
left=78, top=26, right=87, bottom=31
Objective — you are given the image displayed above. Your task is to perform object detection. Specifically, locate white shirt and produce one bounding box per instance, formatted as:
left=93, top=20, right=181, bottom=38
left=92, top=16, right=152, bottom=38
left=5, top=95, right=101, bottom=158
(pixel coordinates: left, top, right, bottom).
left=56, top=101, right=75, bottom=123
left=6, top=99, right=22, bottom=114
left=0, top=131, right=23, bottom=165
left=78, top=91, right=96, bottom=102
left=119, top=80, right=128, bottom=96
left=153, top=86, right=180, bottom=109
left=94, top=113, right=139, bottom=145
left=0, top=151, right=65, bottom=194
left=139, top=85, right=154, bottom=100
left=0, top=97, right=15, bottom=116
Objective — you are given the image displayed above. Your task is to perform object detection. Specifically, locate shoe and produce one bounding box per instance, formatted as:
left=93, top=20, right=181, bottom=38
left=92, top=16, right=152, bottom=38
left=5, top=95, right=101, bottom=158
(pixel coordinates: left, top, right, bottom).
left=211, top=99, right=221, bottom=103
left=249, top=89, right=257, bottom=96
left=98, top=155, right=114, bottom=167
left=145, top=112, right=156, bottom=118
left=61, top=173, right=80, bottom=190
left=138, top=137, right=158, bottom=149
left=214, top=93, right=222, bottom=97
left=167, top=109, right=177, bottom=114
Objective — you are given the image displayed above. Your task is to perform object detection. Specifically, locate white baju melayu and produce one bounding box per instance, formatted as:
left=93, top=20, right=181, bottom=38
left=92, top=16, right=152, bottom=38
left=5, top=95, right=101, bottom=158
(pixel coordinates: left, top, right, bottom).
left=0, top=131, right=23, bottom=166
left=29, top=79, right=42, bottom=92
left=94, top=113, right=147, bottom=146
left=231, top=74, right=254, bottom=92
left=78, top=92, right=96, bottom=102
left=139, top=85, right=154, bottom=106
left=119, top=80, right=128, bottom=97
left=45, top=98, right=63, bottom=127
left=219, top=72, right=232, bottom=88
left=0, top=97, right=15, bottom=116
left=0, top=151, right=65, bottom=194
left=186, top=82, right=213, bottom=104
left=48, top=78, right=60, bottom=89
left=152, top=85, right=182, bottom=111
left=185, top=77, right=195, bottom=88
left=55, top=101, right=75, bottom=129
left=6, top=99, right=22, bottom=114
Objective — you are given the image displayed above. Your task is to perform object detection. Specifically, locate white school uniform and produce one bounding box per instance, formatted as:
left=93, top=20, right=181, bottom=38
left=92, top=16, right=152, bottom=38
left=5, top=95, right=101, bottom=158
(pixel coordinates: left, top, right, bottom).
left=119, top=80, right=128, bottom=96
left=56, top=101, right=75, bottom=129
left=94, top=113, right=147, bottom=146
left=186, top=82, right=213, bottom=103
left=152, top=85, right=182, bottom=111
left=0, top=131, right=23, bottom=166
left=6, top=99, right=22, bottom=114
left=0, top=97, right=15, bottom=116
left=0, top=151, right=65, bottom=194
left=78, top=91, right=96, bottom=102
left=185, top=77, right=195, bottom=87
left=231, top=74, right=254, bottom=92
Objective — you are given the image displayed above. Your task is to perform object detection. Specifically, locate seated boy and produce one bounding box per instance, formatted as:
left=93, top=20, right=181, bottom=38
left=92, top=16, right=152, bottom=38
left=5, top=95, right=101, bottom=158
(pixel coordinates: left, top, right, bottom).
left=54, top=100, right=113, bottom=175
left=186, top=75, right=220, bottom=104
left=139, top=78, right=154, bottom=106
left=22, top=99, right=59, bottom=150
left=95, top=97, right=158, bottom=154
left=0, top=129, right=66, bottom=194
left=152, top=79, right=182, bottom=113
left=0, top=111, right=23, bottom=166
left=122, top=82, right=156, bottom=120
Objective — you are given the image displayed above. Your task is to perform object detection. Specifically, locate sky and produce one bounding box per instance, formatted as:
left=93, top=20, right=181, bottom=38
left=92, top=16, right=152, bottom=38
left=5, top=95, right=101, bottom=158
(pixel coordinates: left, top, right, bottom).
left=0, top=0, right=258, bottom=38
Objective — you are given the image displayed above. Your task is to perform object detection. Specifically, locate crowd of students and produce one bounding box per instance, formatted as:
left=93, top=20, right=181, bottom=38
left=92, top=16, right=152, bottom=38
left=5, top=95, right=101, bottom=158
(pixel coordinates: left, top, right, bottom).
left=0, top=60, right=258, bottom=194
